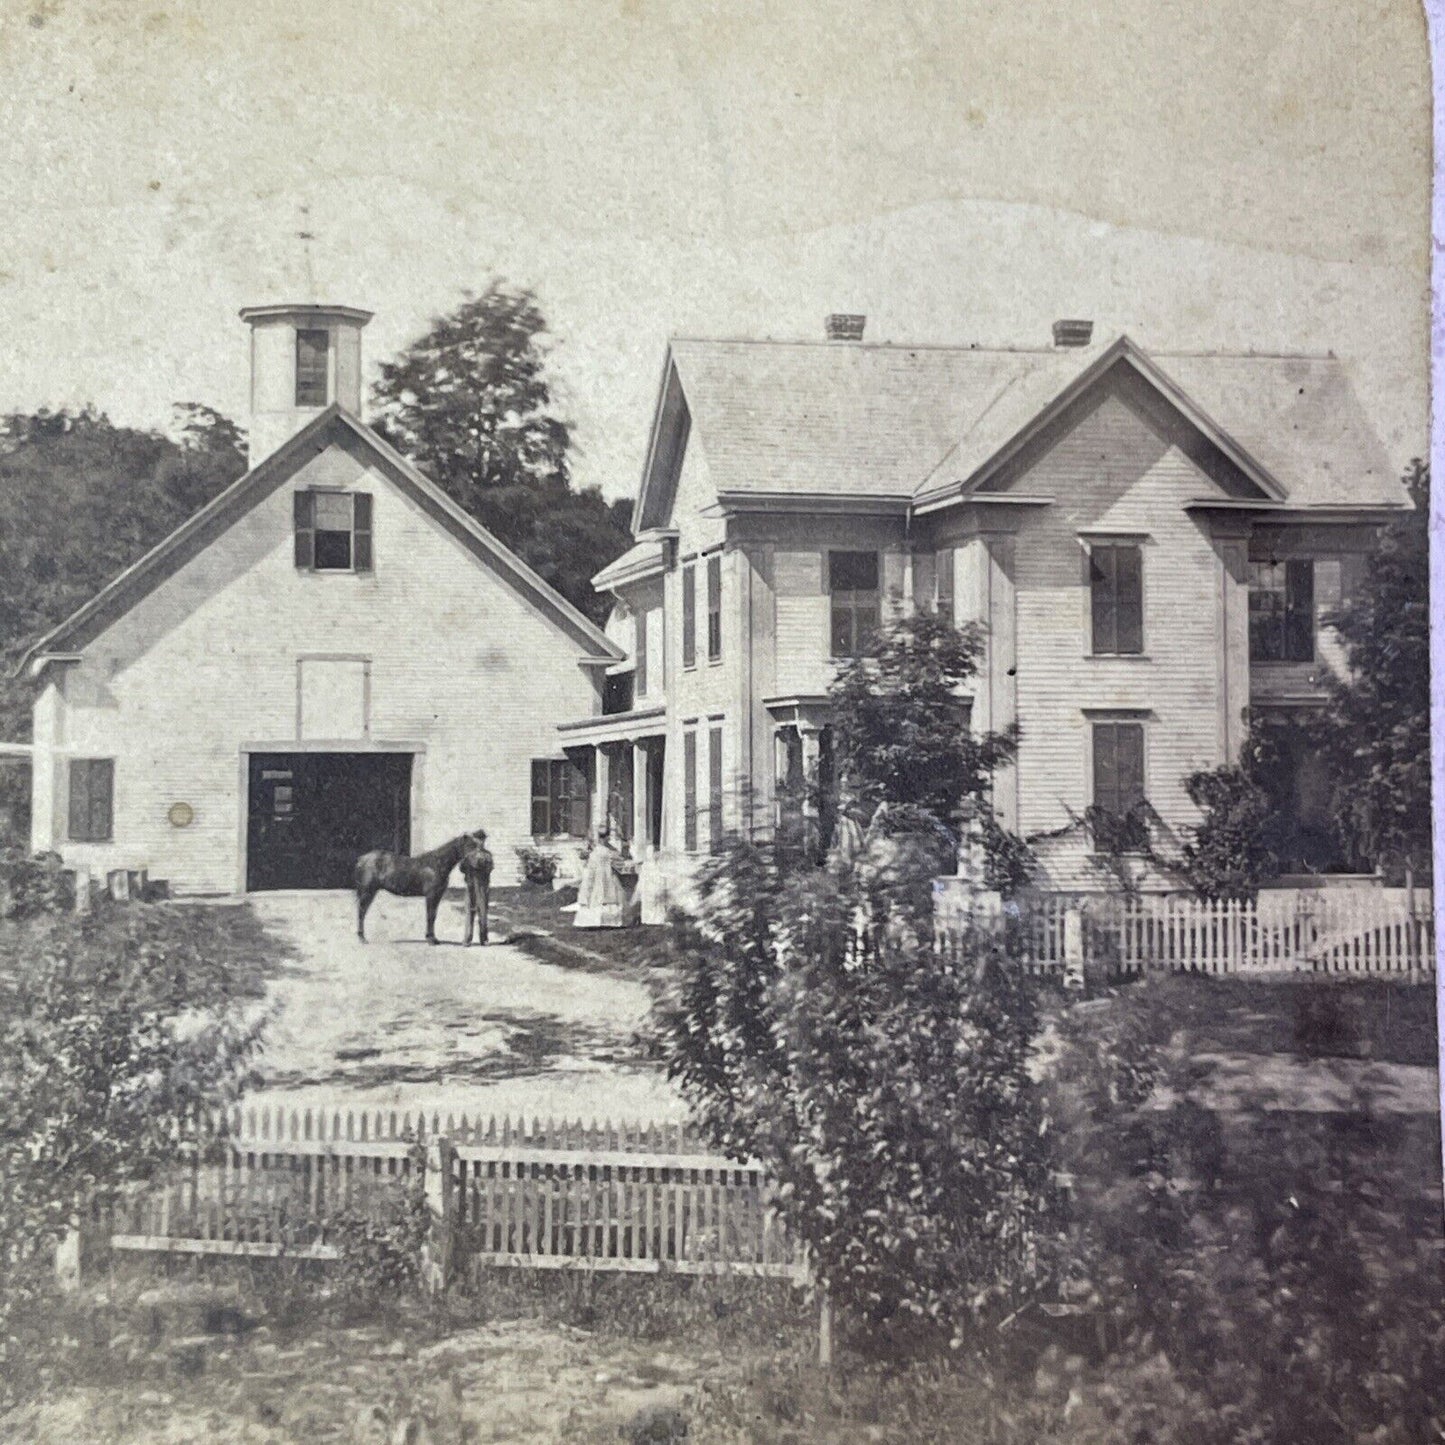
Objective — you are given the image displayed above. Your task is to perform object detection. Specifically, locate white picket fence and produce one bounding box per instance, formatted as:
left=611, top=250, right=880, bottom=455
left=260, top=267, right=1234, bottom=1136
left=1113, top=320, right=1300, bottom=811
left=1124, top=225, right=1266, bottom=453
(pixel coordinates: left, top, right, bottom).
left=102, top=1108, right=805, bottom=1283
left=937, top=885, right=1436, bottom=977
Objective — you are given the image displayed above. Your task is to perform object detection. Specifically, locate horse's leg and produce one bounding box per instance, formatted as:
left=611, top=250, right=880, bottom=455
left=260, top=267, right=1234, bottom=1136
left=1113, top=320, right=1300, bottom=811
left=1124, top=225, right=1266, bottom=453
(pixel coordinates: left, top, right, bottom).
left=357, top=885, right=376, bottom=942
left=479, top=879, right=490, bottom=946
left=462, top=876, right=476, bottom=946
left=425, top=887, right=441, bottom=944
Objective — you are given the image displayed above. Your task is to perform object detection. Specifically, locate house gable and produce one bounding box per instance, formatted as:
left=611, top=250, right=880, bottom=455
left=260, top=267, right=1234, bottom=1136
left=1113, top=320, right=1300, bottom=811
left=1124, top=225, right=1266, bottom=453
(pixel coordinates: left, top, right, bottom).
left=21, top=407, right=620, bottom=674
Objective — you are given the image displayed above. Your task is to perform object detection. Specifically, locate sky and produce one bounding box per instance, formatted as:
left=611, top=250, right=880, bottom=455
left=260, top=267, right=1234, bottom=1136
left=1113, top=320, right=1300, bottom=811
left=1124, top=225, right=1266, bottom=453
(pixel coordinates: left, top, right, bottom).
left=0, top=0, right=1431, bottom=500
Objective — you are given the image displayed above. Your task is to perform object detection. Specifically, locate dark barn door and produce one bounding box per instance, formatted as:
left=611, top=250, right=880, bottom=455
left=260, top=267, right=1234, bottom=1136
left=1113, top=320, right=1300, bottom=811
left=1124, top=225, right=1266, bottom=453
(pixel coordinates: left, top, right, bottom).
left=247, top=752, right=412, bottom=890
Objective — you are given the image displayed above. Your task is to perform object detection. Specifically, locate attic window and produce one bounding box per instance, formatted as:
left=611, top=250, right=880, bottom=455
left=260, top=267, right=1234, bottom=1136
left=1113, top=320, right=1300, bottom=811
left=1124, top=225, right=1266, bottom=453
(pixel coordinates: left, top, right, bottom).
left=295, top=329, right=330, bottom=407
left=294, top=490, right=373, bottom=573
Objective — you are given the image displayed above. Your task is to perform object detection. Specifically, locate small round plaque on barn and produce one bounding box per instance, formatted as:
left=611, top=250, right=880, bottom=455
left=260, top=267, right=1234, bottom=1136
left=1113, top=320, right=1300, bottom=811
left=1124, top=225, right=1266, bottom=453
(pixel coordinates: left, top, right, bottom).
left=167, top=802, right=195, bottom=829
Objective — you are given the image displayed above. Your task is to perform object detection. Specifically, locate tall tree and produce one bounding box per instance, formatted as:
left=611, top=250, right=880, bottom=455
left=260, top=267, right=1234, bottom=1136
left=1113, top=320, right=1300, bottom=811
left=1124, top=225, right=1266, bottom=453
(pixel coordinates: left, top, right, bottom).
left=1321, top=459, right=1431, bottom=882
left=370, top=283, right=631, bottom=623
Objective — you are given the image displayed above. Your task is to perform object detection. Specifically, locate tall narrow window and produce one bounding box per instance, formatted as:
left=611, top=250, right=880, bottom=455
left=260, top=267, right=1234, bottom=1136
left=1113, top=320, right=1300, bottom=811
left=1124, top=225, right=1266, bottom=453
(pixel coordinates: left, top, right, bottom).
left=1089, top=543, right=1143, bottom=655
left=68, top=758, right=114, bottom=843
left=295, top=328, right=330, bottom=407
left=934, top=548, right=955, bottom=624
left=708, top=723, right=724, bottom=853
left=1091, top=722, right=1146, bottom=849
left=829, top=551, right=880, bottom=658
left=706, top=554, right=722, bottom=662
left=634, top=609, right=648, bottom=698
left=683, top=729, right=699, bottom=851
left=1249, top=560, right=1314, bottom=662
left=682, top=563, right=697, bottom=669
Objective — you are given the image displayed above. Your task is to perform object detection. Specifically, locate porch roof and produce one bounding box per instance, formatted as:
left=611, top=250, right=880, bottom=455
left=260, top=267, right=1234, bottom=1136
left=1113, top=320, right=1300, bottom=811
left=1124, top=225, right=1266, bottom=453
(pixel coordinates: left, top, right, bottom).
left=558, top=705, right=667, bottom=747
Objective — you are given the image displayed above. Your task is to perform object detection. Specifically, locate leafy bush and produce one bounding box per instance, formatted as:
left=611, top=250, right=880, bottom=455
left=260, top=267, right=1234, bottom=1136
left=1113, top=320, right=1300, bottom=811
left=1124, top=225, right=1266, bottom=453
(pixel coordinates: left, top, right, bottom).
left=0, top=846, right=73, bottom=921
left=515, top=845, right=560, bottom=886
left=328, top=1143, right=431, bottom=1314
left=654, top=841, right=1057, bottom=1345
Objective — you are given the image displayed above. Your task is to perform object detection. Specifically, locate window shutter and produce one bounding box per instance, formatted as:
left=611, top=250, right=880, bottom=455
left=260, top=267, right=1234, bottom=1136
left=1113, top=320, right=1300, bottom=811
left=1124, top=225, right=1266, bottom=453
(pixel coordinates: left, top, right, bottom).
left=708, top=726, right=724, bottom=853
left=1089, top=548, right=1113, bottom=654
left=1092, top=725, right=1119, bottom=815
left=352, top=493, right=373, bottom=572
left=1118, top=725, right=1145, bottom=813
left=530, top=760, right=551, bottom=836
left=1286, top=560, right=1314, bottom=661
left=1117, top=546, right=1144, bottom=654
left=68, top=762, right=91, bottom=841
left=293, top=491, right=315, bottom=570
left=568, top=758, right=591, bottom=838
left=682, top=565, right=697, bottom=669
left=683, top=731, right=698, bottom=851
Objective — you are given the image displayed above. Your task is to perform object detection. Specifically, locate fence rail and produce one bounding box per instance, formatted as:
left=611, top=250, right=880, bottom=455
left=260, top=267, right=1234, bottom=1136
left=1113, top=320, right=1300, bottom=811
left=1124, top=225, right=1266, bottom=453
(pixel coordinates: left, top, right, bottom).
left=937, top=885, right=1436, bottom=978
left=97, top=1111, right=804, bottom=1282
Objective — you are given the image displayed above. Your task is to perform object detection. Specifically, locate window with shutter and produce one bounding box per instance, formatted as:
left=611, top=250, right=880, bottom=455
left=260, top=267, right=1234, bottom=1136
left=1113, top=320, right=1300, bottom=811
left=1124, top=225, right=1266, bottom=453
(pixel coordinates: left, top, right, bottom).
left=829, top=551, right=880, bottom=658
left=634, top=610, right=648, bottom=698
left=708, top=724, right=724, bottom=853
left=295, top=329, right=330, bottom=407
left=1091, top=722, right=1147, bottom=850
left=683, top=729, right=698, bottom=852
left=934, top=548, right=955, bottom=624
left=1249, top=559, right=1315, bottom=662
left=296, top=490, right=373, bottom=573
left=530, top=758, right=591, bottom=838
left=1089, top=543, right=1144, bottom=655
left=68, top=758, right=114, bottom=843
left=706, top=555, right=722, bottom=662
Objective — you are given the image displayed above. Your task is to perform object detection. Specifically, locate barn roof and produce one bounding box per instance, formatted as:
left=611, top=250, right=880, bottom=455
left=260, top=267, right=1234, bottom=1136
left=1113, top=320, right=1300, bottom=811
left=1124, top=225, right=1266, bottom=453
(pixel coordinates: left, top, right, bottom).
left=18, top=406, right=622, bottom=676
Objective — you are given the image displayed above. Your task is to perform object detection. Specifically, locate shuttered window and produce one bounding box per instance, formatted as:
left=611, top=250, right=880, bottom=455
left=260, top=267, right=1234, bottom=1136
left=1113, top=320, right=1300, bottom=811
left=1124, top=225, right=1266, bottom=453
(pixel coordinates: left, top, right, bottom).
left=531, top=758, right=590, bottom=838
left=68, top=758, right=114, bottom=843
left=295, top=490, right=372, bottom=573
left=295, top=328, right=330, bottom=407
left=934, top=548, right=955, bottom=624
left=683, top=729, right=698, bottom=852
left=1249, top=560, right=1314, bottom=662
left=706, top=554, right=722, bottom=662
left=1092, top=722, right=1146, bottom=849
left=1089, top=543, right=1143, bottom=655
left=829, top=551, right=880, bottom=658
left=708, top=724, right=724, bottom=853
left=682, top=563, right=697, bottom=669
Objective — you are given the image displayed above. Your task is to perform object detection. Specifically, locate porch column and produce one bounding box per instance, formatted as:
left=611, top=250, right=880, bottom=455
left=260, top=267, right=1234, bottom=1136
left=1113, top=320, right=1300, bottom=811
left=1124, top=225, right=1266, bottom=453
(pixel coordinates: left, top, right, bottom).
left=593, top=745, right=611, bottom=842
left=632, top=740, right=648, bottom=850
left=800, top=722, right=823, bottom=854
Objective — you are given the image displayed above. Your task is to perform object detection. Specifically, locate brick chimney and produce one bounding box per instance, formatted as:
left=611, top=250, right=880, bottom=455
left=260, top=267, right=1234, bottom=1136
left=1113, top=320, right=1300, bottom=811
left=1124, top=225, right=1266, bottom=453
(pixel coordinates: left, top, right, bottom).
left=239, top=302, right=373, bottom=466
left=825, top=313, right=866, bottom=342
left=1052, top=318, right=1094, bottom=348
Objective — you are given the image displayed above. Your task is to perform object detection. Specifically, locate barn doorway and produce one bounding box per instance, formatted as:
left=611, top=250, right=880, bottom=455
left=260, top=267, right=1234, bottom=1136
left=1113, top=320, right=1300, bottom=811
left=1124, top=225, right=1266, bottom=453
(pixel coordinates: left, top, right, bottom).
left=246, top=752, right=412, bottom=891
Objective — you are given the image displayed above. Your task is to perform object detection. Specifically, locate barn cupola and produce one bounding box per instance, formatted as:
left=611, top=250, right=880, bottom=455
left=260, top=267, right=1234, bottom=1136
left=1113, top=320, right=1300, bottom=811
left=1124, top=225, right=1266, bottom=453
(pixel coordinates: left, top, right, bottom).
left=239, top=302, right=373, bottom=467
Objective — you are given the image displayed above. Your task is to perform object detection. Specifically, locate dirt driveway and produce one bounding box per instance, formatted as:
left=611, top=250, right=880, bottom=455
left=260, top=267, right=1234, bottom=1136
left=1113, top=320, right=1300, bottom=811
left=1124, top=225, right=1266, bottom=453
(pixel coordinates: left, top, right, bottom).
left=246, top=891, right=686, bottom=1125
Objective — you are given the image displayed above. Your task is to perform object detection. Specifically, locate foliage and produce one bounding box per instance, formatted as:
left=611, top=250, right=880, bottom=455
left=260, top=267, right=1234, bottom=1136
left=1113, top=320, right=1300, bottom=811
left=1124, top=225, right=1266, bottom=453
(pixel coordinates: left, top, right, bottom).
left=1041, top=980, right=1444, bottom=1444
left=370, top=281, right=633, bottom=623
left=827, top=610, right=1033, bottom=891
left=0, top=847, right=73, bottom=920
left=654, top=840, right=1057, bottom=1343
left=1177, top=751, right=1281, bottom=900
left=514, top=845, right=561, bottom=887
left=0, top=900, right=269, bottom=1394
left=1319, top=459, right=1432, bottom=880
left=328, top=1142, right=431, bottom=1313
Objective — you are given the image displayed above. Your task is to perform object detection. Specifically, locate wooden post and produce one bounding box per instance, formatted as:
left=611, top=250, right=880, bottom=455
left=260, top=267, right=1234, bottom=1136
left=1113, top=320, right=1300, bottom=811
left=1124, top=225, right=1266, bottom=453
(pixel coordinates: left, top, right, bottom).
left=72, top=864, right=91, bottom=915
left=818, top=1288, right=833, bottom=1368
left=422, top=1135, right=455, bottom=1293
left=1063, top=905, right=1085, bottom=991
left=54, top=1226, right=81, bottom=1292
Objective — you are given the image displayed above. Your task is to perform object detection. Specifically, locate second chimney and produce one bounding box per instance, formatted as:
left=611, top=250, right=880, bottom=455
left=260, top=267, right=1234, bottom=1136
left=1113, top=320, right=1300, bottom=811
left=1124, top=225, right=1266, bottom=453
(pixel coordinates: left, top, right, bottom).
left=825, top=313, right=866, bottom=342
left=1052, top=318, right=1094, bottom=348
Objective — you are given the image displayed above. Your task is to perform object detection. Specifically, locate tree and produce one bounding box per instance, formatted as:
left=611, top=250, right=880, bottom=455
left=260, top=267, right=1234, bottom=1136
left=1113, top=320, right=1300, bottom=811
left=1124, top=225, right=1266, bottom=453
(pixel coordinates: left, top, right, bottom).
left=1320, top=459, right=1431, bottom=882
left=370, top=282, right=632, bottom=623
left=827, top=610, right=1032, bottom=892
left=654, top=843, right=1056, bottom=1345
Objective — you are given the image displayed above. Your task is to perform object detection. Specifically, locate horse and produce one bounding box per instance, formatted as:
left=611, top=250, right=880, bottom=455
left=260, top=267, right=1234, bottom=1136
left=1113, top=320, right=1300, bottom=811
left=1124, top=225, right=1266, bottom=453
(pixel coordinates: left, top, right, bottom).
left=460, top=831, right=493, bottom=946
left=354, top=832, right=484, bottom=943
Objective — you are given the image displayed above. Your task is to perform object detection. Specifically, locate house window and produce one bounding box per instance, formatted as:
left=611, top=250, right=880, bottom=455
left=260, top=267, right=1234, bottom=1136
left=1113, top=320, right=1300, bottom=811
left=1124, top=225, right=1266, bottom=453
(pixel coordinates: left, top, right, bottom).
left=295, top=328, right=330, bottom=407
left=1091, top=721, right=1147, bottom=850
left=829, top=550, right=880, bottom=658
left=1089, top=543, right=1143, bottom=655
left=634, top=609, right=648, bottom=698
left=683, top=729, right=699, bottom=851
left=934, top=548, right=955, bottom=624
left=708, top=723, right=724, bottom=853
left=68, top=758, right=114, bottom=843
left=706, top=554, right=723, bottom=662
left=294, top=490, right=373, bottom=573
left=1249, top=560, right=1314, bottom=662
left=530, top=758, right=590, bottom=838
left=682, top=562, right=697, bottom=669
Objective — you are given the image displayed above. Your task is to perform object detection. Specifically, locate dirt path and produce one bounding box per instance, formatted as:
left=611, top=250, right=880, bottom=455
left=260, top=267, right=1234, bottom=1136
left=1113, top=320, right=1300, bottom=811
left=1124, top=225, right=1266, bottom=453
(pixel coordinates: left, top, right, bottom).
left=246, top=891, right=686, bottom=1125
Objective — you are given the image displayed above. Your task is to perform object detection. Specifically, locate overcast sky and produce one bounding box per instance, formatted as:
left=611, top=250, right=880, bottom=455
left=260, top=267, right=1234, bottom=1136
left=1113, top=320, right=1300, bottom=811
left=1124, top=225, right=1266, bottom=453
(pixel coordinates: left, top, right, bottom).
left=0, top=0, right=1430, bottom=499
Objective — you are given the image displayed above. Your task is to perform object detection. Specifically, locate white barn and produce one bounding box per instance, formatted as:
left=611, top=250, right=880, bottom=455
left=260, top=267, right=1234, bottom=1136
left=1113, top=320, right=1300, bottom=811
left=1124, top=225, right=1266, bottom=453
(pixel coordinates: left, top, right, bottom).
left=20, top=303, right=619, bottom=894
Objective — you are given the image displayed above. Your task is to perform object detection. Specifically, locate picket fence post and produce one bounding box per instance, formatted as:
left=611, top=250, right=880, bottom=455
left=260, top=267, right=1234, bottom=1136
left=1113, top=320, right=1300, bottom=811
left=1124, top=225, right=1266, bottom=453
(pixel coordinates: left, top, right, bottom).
left=422, top=1135, right=456, bottom=1293
left=1063, top=905, right=1085, bottom=990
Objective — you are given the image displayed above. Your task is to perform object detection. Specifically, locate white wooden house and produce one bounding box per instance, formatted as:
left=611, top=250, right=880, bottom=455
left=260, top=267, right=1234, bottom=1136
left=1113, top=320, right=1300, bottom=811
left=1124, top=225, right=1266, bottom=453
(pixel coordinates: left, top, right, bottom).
left=560, top=316, right=1410, bottom=890
left=20, top=303, right=619, bottom=893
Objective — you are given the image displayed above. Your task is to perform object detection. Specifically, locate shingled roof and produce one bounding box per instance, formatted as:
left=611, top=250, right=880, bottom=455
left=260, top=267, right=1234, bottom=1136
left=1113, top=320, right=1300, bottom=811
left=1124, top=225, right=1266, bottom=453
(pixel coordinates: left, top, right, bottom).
left=659, top=333, right=1403, bottom=514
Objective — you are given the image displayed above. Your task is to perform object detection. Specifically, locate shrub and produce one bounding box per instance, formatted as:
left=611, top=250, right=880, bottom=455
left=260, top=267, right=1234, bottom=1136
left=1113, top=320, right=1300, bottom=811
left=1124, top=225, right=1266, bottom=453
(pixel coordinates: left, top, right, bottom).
left=515, top=845, right=560, bottom=887
left=328, top=1143, right=431, bottom=1313
left=654, top=841, right=1057, bottom=1345
left=0, top=845, right=73, bottom=920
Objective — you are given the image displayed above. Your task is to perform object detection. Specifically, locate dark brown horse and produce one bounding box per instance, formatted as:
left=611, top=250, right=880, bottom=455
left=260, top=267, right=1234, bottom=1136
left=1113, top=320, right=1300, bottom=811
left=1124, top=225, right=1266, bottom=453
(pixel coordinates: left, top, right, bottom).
left=460, top=831, right=493, bottom=946
left=355, top=832, right=483, bottom=943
